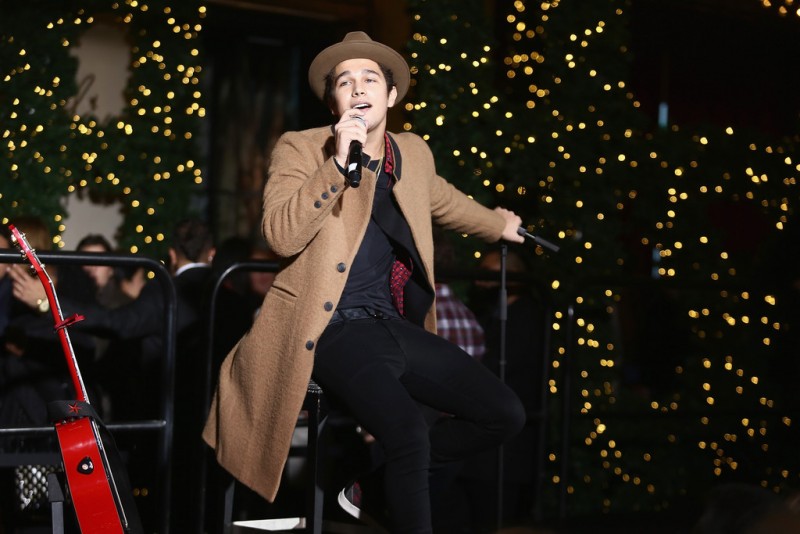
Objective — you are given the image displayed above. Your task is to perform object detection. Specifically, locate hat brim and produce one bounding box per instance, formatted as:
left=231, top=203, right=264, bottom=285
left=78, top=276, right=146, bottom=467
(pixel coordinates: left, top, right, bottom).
left=308, top=34, right=410, bottom=104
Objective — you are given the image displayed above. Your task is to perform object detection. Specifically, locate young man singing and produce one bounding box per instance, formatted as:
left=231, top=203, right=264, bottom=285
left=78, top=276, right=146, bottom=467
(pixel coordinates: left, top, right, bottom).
left=204, top=31, right=527, bottom=533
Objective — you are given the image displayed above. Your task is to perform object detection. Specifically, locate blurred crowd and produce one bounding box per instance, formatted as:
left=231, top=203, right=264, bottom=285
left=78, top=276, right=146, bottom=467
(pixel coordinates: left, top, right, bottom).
left=0, top=216, right=278, bottom=532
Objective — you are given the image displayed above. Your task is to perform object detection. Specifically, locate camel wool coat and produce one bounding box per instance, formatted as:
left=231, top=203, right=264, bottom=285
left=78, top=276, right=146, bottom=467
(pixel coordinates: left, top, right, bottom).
left=203, top=126, right=507, bottom=502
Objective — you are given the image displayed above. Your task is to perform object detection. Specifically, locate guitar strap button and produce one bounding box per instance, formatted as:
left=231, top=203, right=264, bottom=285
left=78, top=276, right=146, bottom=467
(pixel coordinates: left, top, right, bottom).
left=77, top=456, right=94, bottom=475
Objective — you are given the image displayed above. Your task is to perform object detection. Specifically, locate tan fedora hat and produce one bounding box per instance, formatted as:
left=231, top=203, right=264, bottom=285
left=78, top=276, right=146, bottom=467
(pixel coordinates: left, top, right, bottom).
left=308, top=31, right=410, bottom=103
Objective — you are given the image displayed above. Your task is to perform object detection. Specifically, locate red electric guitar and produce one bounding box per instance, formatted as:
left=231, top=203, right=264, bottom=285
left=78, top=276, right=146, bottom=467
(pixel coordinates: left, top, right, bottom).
left=9, top=224, right=143, bottom=534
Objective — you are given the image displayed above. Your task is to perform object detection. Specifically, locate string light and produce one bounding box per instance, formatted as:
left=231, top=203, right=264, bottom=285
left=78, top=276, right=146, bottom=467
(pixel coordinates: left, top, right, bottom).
left=758, top=0, right=800, bottom=18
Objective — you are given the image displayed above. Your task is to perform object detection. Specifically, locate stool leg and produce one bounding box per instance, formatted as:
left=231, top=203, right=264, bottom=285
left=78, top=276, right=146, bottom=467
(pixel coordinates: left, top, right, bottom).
left=223, top=477, right=235, bottom=534
left=47, top=472, right=65, bottom=534
left=305, top=393, right=325, bottom=534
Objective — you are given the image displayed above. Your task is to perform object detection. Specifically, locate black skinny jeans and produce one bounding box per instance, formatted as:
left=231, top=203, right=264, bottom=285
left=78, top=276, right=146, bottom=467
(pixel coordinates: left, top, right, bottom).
left=313, top=314, right=526, bottom=534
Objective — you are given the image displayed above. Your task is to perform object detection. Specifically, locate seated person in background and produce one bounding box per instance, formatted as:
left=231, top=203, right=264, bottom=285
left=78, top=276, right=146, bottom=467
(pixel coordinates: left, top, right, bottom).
left=433, top=227, right=486, bottom=359
left=5, top=215, right=57, bottom=324
left=69, top=233, right=142, bottom=417
left=169, top=217, right=215, bottom=327
left=166, top=217, right=216, bottom=534
left=75, top=233, right=133, bottom=309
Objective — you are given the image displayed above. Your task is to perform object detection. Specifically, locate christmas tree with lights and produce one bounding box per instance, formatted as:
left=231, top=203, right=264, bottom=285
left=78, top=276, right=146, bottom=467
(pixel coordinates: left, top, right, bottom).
left=0, top=0, right=206, bottom=258
left=408, top=0, right=799, bottom=521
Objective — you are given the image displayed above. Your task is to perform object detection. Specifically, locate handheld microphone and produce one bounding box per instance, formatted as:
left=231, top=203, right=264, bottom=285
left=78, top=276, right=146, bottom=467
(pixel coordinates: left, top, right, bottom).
left=347, top=140, right=362, bottom=188
left=347, top=116, right=365, bottom=188
left=517, top=227, right=560, bottom=253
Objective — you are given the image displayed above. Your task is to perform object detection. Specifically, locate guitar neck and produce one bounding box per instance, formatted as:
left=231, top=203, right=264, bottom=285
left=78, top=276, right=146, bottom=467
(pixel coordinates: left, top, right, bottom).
left=42, top=274, right=90, bottom=403
left=9, top=225, right=90, bottom=403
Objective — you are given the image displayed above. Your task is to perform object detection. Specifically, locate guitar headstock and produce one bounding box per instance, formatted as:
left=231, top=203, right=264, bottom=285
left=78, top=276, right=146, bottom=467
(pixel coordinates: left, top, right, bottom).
left=9, top=224, right=45, bottom=277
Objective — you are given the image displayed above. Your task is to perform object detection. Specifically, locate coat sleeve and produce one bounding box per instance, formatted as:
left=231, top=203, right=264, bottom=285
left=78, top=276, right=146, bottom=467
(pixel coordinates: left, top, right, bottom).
left=261, top=131, right=349, bottom=257
left=403, top=135, right=504, bottom=242
left=429, top=175, right=505, bottom=242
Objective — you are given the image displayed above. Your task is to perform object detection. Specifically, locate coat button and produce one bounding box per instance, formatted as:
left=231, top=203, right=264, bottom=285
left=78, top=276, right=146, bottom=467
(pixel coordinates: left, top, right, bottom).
left=305, top=340, right=314, bottom=350
left=321, top=192, right=329, bottom=200
left=324, top=302, right=333, bottom=311
left=331, top=185, right=338, bottom=193
left=314, top=200, right=322, bottom=208
left=336, top=263, right=346, bottom=273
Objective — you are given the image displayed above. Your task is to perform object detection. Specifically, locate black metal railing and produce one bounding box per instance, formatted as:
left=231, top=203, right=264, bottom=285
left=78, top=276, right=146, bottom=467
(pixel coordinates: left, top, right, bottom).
left=0, top=249, right=177, bottom=534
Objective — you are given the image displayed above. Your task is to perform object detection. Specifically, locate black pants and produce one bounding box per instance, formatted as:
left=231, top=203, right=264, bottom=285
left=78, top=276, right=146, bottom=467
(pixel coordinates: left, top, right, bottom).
left=313, top=314, right=525, bottom=534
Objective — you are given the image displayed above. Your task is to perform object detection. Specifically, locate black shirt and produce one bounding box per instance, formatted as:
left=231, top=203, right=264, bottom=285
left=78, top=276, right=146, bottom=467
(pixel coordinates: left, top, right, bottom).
left=336, top=156, right=401, bottom=318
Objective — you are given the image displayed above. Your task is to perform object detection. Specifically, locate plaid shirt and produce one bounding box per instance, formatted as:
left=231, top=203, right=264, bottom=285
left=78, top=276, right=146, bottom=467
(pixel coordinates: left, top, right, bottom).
left=435, top=283, right=486, bottom=359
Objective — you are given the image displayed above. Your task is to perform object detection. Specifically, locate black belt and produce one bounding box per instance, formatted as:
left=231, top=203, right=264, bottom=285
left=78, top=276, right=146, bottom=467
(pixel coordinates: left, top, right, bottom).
left=329, top=306, right=397, bottom=325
